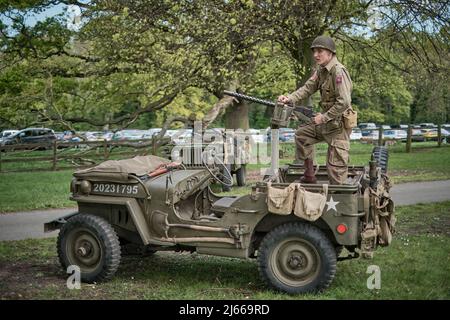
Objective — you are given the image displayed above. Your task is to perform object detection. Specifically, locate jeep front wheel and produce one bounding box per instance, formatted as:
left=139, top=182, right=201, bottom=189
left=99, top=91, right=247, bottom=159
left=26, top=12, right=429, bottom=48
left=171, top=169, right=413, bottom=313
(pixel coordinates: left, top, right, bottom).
left=257, top=222, right=337, bottom=294
left=57, top=214, right=121, bottom=283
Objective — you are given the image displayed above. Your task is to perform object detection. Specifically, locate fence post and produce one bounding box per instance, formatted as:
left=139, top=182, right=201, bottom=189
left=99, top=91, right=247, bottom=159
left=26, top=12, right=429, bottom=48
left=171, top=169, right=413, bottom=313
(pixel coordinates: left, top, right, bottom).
left=103, top=139, right=109, bottom=160
left=437, top=124, right=442, bottom=148
left=406, top=124, right=412, bottom=153
left=378, top=127, right=383, bottom=146
left=52, top=140, right=57, bottom=171
left=152, top=137, right=157, bottom=155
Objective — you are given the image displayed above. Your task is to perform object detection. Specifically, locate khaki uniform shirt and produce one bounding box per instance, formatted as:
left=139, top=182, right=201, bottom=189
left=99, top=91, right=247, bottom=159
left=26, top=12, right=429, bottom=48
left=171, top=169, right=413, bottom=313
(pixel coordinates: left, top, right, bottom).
left=287, top=56, right=353, bottom=123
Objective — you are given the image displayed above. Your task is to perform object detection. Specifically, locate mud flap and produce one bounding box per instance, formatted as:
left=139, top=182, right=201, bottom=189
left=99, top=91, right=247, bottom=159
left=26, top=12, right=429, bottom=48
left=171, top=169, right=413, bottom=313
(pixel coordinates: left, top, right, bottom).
left=44, top=212, right=79, bottom=233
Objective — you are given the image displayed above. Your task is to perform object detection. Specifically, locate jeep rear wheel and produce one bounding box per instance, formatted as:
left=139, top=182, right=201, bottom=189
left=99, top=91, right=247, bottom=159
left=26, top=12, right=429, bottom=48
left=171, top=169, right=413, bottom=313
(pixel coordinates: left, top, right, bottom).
left=257, top=222, right=336, bottom=294
left=57, top=214, right=121, bottom=283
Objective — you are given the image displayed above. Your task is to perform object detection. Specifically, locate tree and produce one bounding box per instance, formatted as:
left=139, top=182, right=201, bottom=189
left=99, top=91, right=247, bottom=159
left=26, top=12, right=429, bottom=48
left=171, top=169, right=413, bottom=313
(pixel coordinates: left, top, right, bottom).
left=1, top=0, right=448, bottom=132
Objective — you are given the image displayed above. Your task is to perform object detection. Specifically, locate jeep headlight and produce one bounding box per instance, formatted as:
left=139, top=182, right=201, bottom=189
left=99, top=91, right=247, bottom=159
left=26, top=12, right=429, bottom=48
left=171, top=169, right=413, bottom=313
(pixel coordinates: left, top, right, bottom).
left=80, top=180, right=92, bottom=195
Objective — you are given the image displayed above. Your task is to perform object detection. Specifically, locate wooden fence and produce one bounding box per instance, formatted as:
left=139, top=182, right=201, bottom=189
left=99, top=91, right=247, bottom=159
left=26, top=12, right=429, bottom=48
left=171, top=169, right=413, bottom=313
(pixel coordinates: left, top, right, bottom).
left=362, top=124, right=446, bottom=151
left=0, top=138, right=171, bottom=173
left=0, top=126, right=446, bottom=173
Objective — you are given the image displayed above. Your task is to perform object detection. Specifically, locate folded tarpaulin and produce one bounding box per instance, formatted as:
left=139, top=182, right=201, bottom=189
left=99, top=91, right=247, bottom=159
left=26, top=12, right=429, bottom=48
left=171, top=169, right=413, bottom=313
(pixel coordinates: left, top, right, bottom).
left=74, top=155, right=170, bottom=183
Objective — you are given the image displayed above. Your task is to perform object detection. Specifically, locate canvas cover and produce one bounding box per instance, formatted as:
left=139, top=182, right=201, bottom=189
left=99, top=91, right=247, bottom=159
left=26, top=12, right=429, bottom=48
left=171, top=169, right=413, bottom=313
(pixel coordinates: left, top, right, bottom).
left=294, top=184, right=328, bottom=221
left=266, top=182, right=297, bottom=215
left=267, top=182, right=329, bottom=220
left=74, top=155, right=170, bottom=183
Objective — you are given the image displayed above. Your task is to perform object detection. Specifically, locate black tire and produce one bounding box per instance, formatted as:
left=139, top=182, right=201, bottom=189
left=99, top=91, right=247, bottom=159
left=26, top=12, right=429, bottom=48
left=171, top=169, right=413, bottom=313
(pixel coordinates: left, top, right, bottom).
left=257, top=222, right=337, bottom=294
left=235, top=165, right=247, bottom=186
left=57, top=214, right=121, bottom=283
left=372, top=146, right=389, bottom=174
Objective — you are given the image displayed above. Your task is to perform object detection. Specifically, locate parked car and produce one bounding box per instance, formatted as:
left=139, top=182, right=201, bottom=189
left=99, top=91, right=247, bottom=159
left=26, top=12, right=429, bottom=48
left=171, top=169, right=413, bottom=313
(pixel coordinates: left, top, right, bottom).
left=382, top=130, right=397, bottom=140
left=171, top=129, right=194, bottom=144
left=246, top=128, right=266, bottom=144
left=102, top=132, right=114, bottom=141
left=62, top=130, right=82, bottom=142
left=422, top=128, right=449, bottom=142
left=267, top=128, right=295, bottom=142
left=419, top=123, right=436, bottom=128
left=164, top=129, right=179, bottom=139
left=361, top=129, right=379, bottom=141
left=203, top=128, right=225, bottom=143
left=358, top=123, right=377, bottom=130
left=112, top=130, right=146, bottom=141
left=142, top=128, right=162, bottom=140
left=350, top=128, right=362, bottom=140
left=0, top=129, right=19, bottom=142
left=401, top=129, right=425, bottom=142
left=1, top=128, right=56, bottom=150
left=391, top=124, right=409, bottom=130
left=382, top=129, right=406, bottom=140
left=85, top=131, right=106, bottom=141
left=279, top=128, right=295, bottom=142
left=54, top=132, right=65, bottom=141
left=392, top=129, right=407, bottom=140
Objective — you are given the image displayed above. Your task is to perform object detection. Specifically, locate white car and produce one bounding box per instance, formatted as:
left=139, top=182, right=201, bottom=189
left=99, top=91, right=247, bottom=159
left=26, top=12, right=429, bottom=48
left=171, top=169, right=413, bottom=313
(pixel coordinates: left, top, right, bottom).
left=419, top=123, right=436, bottom=128
left=0, top=129, right=19, bottom=142
left=359, top=123, right=377, bottom=130
left=242, top=129, right=266, bottom=144
left=392, top=129, right=407, bottom=140
left=350, top=128, right=362, bottom=140
left=171, top=129, right=194, bottom=144
left=361, top=129, right=379, bottom=141
left=382, top=130, right=397, bottom=140
left=142, top=128, right=162, bottom=139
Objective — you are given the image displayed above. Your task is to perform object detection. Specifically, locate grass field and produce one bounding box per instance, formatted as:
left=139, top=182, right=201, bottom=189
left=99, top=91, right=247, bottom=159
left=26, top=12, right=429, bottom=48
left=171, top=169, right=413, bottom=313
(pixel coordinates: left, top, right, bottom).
left=0, top=201, right=449, bottom=300
left=0, top=141, right=449, bottom=213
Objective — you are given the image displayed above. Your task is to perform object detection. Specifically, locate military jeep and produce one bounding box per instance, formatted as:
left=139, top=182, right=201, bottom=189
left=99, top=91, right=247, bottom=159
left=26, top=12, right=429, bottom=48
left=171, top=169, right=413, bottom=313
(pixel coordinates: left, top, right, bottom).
left=45, top=144, right=394, bottom=294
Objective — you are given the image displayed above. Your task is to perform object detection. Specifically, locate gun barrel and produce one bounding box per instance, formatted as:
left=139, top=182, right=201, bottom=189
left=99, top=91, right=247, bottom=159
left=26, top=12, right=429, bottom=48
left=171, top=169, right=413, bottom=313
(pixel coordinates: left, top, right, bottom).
left=223, top=90, right=275, bottom=107
left=223, top=90, right=316, bottom=120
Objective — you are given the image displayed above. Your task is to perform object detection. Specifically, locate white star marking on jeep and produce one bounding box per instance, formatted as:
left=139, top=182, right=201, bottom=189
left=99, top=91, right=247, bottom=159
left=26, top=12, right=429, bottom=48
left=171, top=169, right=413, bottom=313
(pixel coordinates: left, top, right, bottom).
left=326, top=196, right=339, bottom=212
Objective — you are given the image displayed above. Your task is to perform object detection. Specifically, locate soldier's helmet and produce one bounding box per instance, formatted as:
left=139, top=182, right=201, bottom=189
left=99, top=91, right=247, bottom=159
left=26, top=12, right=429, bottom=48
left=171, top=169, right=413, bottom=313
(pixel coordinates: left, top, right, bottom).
left=310, top=35, right=336, bottom=54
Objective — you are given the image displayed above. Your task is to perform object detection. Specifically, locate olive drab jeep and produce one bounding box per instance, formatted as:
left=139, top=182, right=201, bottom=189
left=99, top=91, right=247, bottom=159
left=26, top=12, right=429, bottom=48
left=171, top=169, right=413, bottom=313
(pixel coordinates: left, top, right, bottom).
left=45, top=96, right=395, bottom=294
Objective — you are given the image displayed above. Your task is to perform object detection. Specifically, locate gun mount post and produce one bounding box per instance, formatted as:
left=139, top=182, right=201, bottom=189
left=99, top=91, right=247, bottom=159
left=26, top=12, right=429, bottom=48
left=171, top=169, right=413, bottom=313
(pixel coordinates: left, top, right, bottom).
left=270, top=128, right=280, bottom=181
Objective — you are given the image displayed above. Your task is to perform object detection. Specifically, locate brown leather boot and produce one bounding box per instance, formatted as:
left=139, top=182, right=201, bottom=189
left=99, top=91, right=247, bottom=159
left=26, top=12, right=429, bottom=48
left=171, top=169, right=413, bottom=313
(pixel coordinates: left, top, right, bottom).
left=300, top=158, right=317, bottom=184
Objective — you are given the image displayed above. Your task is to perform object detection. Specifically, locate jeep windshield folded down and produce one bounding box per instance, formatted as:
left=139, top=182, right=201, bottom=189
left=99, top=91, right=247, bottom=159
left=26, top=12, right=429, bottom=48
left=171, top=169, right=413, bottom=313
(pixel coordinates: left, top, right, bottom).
left=45, top=145, right=395, bottom=294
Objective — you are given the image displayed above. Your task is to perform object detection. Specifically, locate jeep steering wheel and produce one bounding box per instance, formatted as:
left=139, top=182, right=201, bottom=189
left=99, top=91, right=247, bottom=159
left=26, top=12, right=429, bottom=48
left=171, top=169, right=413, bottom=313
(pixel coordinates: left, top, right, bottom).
left=201, top=150, right=233, bottom=187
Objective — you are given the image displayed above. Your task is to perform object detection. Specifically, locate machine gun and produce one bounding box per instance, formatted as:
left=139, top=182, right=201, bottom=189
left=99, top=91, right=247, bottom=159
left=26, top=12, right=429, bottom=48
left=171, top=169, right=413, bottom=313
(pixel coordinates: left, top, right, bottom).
left=223, top=90, right=316, bottom=182
left=223, top=90, right=316, bottom=128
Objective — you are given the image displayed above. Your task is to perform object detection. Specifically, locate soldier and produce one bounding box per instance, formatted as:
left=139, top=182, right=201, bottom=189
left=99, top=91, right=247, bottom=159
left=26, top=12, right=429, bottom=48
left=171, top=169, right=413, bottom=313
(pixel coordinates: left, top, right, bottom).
left=278, top=35, right=354, bottom=185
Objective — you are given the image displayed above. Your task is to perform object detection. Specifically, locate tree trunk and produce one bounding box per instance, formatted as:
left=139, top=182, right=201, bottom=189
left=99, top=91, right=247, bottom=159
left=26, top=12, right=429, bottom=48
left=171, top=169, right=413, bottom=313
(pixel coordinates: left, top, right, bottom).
left=296, top=39, right=315, bottom=108
left=202, top=81, right=239, bottom=129
left=224, top=100, right=249, bottom=130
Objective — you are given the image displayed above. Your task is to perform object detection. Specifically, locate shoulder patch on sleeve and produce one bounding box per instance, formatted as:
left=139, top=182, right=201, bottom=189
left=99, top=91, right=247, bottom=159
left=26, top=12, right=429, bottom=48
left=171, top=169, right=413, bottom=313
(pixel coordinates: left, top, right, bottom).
left=310, top=70, right=318, bottom=81
left=334, top=64, right=344, bottom=85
